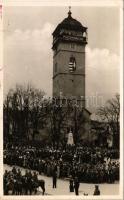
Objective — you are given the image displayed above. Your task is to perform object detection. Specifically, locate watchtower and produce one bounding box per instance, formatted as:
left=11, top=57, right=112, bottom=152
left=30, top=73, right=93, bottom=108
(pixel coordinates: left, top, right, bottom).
left=52, top=8, right=88, bottom=107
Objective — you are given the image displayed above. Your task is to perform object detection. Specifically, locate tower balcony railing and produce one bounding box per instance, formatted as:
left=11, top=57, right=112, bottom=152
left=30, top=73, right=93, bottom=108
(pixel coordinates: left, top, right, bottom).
left=52, top=35, right=87, bottom=48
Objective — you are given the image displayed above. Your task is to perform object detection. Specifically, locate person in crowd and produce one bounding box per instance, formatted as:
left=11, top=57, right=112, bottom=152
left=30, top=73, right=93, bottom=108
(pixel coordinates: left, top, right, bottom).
left=74, top=176, right=80, bottom=195
left=69, top=176, right=74, bottom=192
left=12, top=166, right=17, bottom=175
left=4, top=142, right=120, bottom=186
left=52, top=169, right=57, bottom=188
left=93, top=185, right=100, bottom=195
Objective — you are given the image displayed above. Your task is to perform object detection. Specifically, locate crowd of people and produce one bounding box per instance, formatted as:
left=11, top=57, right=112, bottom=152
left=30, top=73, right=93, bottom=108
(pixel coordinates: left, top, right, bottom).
left=4, top=143, right=119, bottom=185
left=4, top=167, right=100, bottom=196
left=3, top=167, right=45, bottom=195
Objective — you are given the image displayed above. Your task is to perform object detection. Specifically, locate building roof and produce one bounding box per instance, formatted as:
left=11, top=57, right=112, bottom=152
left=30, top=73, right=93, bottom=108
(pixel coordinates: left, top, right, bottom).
left=52, top=10, right=87, bottom=37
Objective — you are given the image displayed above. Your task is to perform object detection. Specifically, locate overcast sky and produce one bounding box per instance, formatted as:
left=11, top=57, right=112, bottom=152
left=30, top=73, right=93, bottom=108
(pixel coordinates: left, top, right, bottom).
left=3, top=6, right=120, bottom=111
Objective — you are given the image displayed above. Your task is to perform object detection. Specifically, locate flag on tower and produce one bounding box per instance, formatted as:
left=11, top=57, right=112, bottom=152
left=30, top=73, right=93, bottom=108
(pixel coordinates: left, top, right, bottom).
left=69, top=60, right=76, bottom=72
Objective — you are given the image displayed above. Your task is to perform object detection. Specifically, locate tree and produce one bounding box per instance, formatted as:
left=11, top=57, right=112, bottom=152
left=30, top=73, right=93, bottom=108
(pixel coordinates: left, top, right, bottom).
left=47, top=102, right=71, bottom=147
left=97, top=94, right=120, bottom=148
left=72, top=106, right=88, bottom=144
left=4, top=84, right=46, bottom=141
left=47, top=99, right=89, bottom=146
left=3, top=89, right=14, bottom=141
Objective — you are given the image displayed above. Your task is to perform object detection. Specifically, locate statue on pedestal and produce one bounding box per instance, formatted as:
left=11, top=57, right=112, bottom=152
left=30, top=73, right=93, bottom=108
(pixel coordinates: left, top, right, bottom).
left=67, top=129, right=74, bottom=145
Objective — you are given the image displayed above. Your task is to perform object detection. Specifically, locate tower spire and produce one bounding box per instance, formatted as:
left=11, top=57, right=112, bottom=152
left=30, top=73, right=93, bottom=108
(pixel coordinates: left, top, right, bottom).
left=68, top=6, right=72, bottom=18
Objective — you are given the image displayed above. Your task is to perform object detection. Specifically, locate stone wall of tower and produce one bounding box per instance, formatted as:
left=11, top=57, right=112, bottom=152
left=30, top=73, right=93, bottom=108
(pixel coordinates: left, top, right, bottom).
left=53, top=42, right=86, bottom=105
left=53, top=43, right=85, bottom=76
left=53, top=74, right=85, bottom=100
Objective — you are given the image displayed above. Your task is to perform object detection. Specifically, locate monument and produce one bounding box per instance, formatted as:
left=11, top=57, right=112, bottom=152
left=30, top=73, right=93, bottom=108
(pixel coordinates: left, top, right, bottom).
left=67, top=129, right=74, bottom=145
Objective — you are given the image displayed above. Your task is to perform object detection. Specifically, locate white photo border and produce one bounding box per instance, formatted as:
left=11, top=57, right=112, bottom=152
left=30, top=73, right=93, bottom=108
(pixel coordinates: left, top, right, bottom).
left=0, top=0, right=123, bottom=199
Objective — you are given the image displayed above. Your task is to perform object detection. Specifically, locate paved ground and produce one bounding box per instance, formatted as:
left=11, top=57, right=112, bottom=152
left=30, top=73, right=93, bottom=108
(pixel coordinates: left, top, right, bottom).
left=4, top=164, right=119, bottom=196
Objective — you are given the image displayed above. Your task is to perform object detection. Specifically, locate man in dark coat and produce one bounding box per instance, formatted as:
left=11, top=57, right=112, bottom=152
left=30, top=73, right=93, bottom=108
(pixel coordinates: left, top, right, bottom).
left=69, top=176, right=74, bottom=192
left=12, top=167, right=17, bottom=175
left=52, top=170, right=57, bottom=188
left=74, top=176, right=80, bottom=195
left=93, top=185, right=100, bottom=195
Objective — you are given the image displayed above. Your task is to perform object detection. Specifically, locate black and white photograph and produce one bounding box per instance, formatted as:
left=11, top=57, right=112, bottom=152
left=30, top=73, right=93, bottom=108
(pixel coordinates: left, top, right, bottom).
left=1, top=1, right=123, bottom=198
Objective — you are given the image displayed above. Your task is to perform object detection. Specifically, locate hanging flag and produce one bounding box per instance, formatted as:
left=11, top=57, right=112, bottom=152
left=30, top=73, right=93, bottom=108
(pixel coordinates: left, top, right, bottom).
left=69, top=61, right=76, bottom=72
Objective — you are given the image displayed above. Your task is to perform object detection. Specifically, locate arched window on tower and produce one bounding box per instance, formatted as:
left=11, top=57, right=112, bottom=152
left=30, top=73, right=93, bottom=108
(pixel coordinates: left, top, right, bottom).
left=69, top=56, right=76, bottom=72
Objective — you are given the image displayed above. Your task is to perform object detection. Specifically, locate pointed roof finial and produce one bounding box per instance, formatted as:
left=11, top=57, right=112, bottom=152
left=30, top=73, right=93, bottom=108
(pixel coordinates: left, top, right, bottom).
left=68, top=6, right=72, bottom=18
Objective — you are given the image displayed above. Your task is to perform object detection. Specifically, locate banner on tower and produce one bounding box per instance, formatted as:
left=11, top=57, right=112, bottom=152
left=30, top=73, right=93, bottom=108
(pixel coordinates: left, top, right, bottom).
left=69, top=61, right=76, bottom=72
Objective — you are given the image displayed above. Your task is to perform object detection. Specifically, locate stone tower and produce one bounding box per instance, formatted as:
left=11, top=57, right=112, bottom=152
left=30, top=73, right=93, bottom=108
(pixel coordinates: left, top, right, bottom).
left=52, top=9, right=88, bottom=107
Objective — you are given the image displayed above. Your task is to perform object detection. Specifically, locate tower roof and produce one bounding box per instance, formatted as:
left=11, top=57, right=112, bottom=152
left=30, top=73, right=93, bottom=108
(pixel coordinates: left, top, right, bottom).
left=53, top=10, right=87, bottom=37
